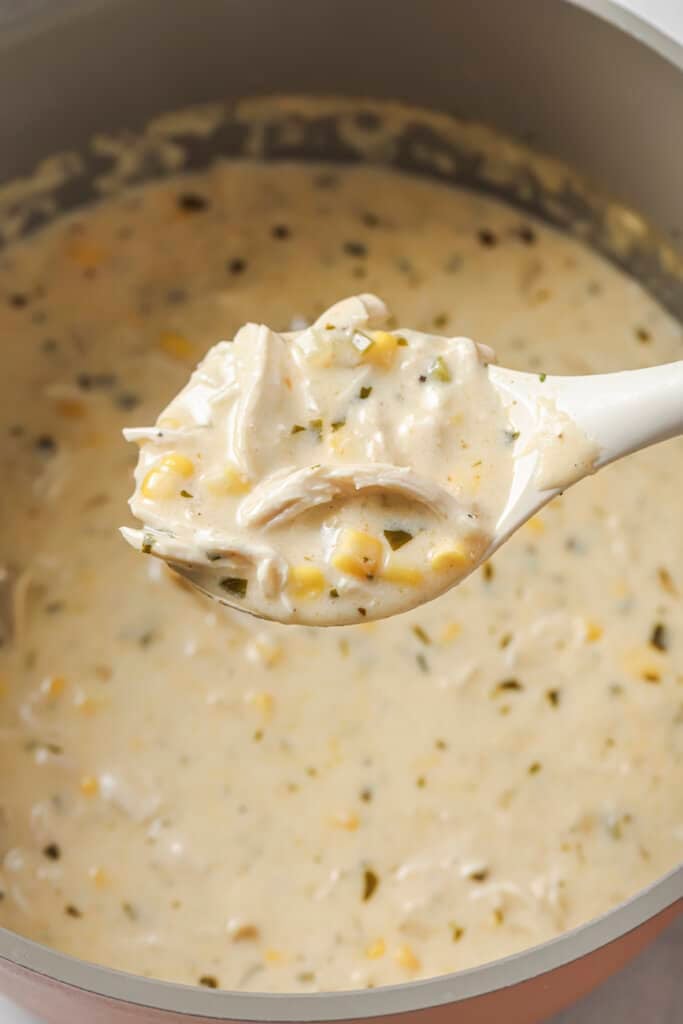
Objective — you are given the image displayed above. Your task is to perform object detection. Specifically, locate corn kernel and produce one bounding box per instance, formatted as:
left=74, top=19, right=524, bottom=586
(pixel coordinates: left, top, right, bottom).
left=332, top=811, right=359, bottom=831
left=246, top=690, right=275, bottom=716
left=43, top=675, right=66, bottom=699
left=288, top=564, right=326, bottom=599
left=584, top=620, right=603, bottom=643
left=362, top=331, right=399, bottom=368
left=203, top=464, right=250, bottom=497
left=55, top=398, right=86, bottom=420
left=332, top=529, right=383, bottom=579
left=430, top=542, right=470, bottom=573
left=440, top=622, right=462, bottom=645
left=250, top=636, right=284, bottom=669
left=66, top=237, right=106, bottom=270
left=161, top=452, right=194, bottom=476
left=382, top=561, right=423, bottom=586
left=366, top=938, right=386, bottom=960
left=80, top=775, right=99, bottom=797
left=622, top=646, right=666, bottom=683
left=141, top=452, right=195, bottom=499
left=395, top=944, right=420, bottom=972
left=158, top=331, right=195, bottom=362
left=525, top=515, right=545, bottom=536
left=88, top=866, right=109, bottom=888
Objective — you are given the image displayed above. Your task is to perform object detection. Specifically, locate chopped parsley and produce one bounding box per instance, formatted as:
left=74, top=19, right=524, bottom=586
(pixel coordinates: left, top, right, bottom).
left=384, top=528, right=413, bottom=550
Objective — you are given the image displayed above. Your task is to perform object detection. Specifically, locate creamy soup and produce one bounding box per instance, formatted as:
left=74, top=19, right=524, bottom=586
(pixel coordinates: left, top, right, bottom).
left=123, top=293, right=512, bottom=625
left=0, top=160, right=681, bottom=994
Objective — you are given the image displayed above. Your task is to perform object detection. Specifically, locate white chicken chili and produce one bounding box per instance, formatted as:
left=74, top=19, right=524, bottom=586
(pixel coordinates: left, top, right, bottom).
left=0, top=158, right=680, bottom=994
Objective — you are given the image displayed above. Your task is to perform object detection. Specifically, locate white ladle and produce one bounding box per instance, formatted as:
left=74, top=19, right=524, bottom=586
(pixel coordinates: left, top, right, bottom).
left=488, top=360, right=683, bottom=556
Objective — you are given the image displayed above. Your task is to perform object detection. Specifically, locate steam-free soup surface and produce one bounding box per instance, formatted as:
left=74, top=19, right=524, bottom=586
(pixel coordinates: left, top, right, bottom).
left=0, top=161, right=681, bottom=993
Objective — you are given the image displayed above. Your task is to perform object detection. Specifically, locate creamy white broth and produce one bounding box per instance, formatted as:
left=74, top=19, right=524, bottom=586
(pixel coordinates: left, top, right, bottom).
left=123, top=294, right=512, bottom=624
left=0, top=160, right=681, bottom=993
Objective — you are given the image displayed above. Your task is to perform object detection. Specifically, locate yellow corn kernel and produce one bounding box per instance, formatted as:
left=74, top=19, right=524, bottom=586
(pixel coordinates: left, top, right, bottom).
left=80, top=775, right=99, bottom=797
left=395, top=944, right=421, bottom=972
left=584, top=620, right=603, bottom=643
left=332, top=811, right=359, bottom=831
left=43, top=675, right=66, bottom=699
left=246, top=690, right=275, bottom=716
left=203, top=464, right=250, bottom=497
left=430, top=541, right=470, bottom=573
left=382, top=561, right=423, bottom=586
left=251, top=636, right=284, bottom=669
left=525, top=515, right=545, bottom=536
left=141, top=452, right=195, bottom=499
left=75, top=695, right=99, bottom=716
left=366, top=938, right=386, bottom=960
left=622, top=646, right=666, bottom=684
left=288, top=564, right=326, bottom=600
left=363, top=330, right=400, bottom=369
left=158, top=331, right=195, bottom=362
left=160, top=452, right=194, bottom=477
left=332, top=529, right=383, bottom=579
left=440, top=621, right=462, bottom=645
left=88, top=866, right=109, bottom=888
left=55, top=398, right=86, bottom=420
left=66, top=237, right=106, bottom=270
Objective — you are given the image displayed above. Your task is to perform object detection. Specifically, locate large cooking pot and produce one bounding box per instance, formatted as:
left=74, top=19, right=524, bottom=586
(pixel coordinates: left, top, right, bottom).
left=0, top=1, right=681, bottom=1021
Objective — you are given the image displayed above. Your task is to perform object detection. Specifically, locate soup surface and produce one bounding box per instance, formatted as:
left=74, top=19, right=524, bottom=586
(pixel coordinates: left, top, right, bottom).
left=0, top=160, right=681, bottom=993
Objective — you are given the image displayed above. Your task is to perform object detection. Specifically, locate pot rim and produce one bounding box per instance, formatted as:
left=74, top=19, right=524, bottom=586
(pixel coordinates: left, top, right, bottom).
left=0, top=0, right=681, bottom=1019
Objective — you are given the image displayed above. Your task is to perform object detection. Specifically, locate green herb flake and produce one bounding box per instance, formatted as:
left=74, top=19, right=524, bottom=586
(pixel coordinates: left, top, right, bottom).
left=528, top=761, right=542, bottom=775
left=416, top=652, right=430, bottom=674
left=396, top=336, right=408, bottom=347
left=539, top=372, right=547, bottom=383
left=505, top=429, right=520, bottom=443
left=198, top=975, right=219, bottom=989
left=359, top=386, right=373, bottom=400
left=493, top=678, right=523, bottom=696
left=329, top=588, right=339, bottom=599
left=331, top=419, right=346, bottom=432
left=450, top=922, right=465, bottom=942
left=291, top=424, right=306, bottom=434
left=308, top=418, right=323, bottom=440
left=179, top=489, right=193, bottom=498
left=412, top=625, right=431, bottom=645
left=429, top=356, right=452, bottom=383
left=219, top=577, right=248, bottom=598
left=206, top=551, right=222, bottom=562
left=650, top=622, right=669, bottom=651
left=545, top=688, right=561, bottom=707
left=384, top=528, right=413, bottom=550
left=362, top=868, right=379, bottom=901
left=141, top=532, right=155, bottom=555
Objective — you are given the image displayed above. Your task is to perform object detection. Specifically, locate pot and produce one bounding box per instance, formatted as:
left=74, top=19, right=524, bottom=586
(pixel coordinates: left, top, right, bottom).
left=0, top=1, right=681, bottom=1021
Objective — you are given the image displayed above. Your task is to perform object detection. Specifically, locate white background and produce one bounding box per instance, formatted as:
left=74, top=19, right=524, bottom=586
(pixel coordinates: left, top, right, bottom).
left=1, top=2, right=682, bottom=1022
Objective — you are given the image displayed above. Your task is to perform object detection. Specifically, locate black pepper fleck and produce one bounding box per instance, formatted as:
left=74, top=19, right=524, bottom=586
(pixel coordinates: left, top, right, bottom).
left=178, top=193, right=209, bottom=212
left=477, top=229, right=497, bottom=247
left=271, top=224, right=291, bottom=240
left=227, top=258, right=247, bottom=275
left=343, top=241, right=367, bottom=258
left=43, top=842, right=61, bottom=861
